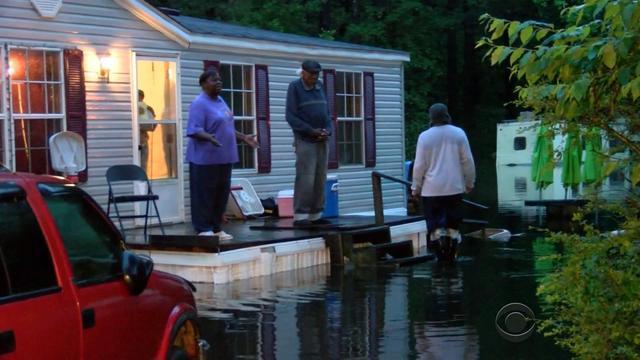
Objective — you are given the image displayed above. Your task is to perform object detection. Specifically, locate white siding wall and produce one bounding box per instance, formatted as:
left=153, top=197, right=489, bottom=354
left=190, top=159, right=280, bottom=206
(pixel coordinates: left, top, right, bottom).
left=1, top=0, right=407, bottom=221
left=0, top=0, right=182, bottom=209
left=180, top=53, right=406, bottom=217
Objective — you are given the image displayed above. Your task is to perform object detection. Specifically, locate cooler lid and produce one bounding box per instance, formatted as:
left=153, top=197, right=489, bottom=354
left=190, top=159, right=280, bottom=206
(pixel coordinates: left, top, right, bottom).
left=277, top=189, right=294, bottom=197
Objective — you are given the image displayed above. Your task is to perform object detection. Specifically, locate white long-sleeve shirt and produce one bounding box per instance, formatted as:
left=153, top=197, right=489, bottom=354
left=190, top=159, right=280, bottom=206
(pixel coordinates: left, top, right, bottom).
left=411, top=124, right=475, bottom=197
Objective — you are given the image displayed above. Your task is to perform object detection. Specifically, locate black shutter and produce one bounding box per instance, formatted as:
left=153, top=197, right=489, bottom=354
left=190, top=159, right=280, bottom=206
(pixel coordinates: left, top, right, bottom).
left=203, top=60, right=220, bottom=72
left=254, top=64, right=271, bottom=173
left=363, top=72, right=376, bottom=167
left=323, top=69, right=339, bottom=169
left=63, top=49, right=88, bottom=182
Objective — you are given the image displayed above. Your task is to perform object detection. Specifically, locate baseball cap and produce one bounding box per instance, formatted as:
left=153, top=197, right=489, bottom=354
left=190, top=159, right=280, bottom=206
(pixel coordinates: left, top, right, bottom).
left=301, top=60, right=322, bottom=73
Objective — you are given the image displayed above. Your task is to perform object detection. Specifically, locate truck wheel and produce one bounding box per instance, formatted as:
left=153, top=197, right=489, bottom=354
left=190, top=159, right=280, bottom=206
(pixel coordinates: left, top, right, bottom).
left=167, top=312, right=201, bottom=360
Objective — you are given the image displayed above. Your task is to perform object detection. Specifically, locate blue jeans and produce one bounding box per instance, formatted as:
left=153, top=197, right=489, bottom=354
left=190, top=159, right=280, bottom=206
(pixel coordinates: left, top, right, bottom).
left=189, top=162, right=232, bottom=233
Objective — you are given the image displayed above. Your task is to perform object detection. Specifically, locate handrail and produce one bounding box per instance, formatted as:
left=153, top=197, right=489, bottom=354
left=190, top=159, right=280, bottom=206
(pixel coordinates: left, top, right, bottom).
left=371, top=171, right=488, bottom=225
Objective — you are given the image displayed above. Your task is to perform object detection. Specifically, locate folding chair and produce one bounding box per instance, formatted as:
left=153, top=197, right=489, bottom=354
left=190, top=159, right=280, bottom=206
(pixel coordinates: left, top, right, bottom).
left=106, top=164, right=165, bottom=239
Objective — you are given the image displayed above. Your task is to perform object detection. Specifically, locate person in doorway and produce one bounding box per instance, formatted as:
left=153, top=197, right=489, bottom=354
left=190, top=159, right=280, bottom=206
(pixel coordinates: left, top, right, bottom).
left=411, top=103, right=475, bottom=261
left=285, top=60, right=333, bottom=226
left=186, top=68, right=259, bottom=239
left=138, top=89, right=156, bottom=174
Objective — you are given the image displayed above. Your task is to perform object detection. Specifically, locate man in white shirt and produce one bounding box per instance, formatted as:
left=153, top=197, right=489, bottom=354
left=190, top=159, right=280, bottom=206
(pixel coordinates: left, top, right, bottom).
left=411, top=103, right=475, bottom=259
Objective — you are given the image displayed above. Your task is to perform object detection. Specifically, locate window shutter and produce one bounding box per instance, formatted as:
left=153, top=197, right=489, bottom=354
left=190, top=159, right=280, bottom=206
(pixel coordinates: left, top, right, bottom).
left=63, top=49, right=88, bottom=182
left=323, top=69, right=338, bottom=169
left=203, top=60, right=220, bottom=72
left=363, top=72, right=376, bottom=167
left=254, top=64, right=271, bottom=173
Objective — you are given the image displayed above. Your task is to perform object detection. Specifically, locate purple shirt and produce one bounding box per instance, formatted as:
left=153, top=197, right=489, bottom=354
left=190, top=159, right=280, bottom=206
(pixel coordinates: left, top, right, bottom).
left=186, top=93, right=238, bottom=165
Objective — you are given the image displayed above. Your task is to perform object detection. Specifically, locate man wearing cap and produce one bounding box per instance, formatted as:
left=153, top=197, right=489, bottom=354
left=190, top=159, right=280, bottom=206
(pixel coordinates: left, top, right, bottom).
left=285, top=60, right=333, bottom=226
left=411, top=103, right=475, bottom=255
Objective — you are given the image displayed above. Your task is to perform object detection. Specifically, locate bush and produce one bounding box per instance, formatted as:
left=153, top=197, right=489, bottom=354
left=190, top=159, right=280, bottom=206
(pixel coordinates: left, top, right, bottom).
left=537, top=205, right=640, bottom=359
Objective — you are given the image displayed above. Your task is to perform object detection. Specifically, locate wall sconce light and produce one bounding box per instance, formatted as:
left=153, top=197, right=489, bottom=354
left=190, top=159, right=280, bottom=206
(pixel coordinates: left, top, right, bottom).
left=98, top=54, right=113, bottom=82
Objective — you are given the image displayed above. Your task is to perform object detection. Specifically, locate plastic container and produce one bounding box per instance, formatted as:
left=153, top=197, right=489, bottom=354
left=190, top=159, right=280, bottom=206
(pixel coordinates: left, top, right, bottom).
left=323, top=175, right=339, bottom=218
left=277, top=189, right=294, bottom=218
left=225, top=178, right=264, bottom=218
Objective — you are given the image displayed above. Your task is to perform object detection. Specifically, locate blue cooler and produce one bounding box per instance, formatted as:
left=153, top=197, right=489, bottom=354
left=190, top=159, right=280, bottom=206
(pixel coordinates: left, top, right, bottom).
left=323, top=175, right=339, bottom=218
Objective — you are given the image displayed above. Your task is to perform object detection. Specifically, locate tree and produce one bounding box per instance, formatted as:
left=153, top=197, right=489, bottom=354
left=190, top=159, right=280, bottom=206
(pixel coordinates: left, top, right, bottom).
left=479, top=1, right=640, bottom=358
left=478, top=0, right=640, bottom=178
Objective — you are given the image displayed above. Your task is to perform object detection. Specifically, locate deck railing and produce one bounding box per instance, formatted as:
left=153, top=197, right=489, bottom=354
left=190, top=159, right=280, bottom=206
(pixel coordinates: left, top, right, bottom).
left=371, top=171, right=488, bottom=225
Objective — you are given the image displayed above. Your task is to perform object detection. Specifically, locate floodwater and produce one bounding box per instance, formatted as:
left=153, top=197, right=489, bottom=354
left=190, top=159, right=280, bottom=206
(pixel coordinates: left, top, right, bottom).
left=194, top=158, right=627, bottom=359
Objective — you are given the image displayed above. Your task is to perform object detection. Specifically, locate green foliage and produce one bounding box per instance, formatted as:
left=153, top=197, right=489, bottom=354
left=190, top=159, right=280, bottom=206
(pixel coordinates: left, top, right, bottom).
left=478, top=1, right=640, bottom=184
left=537, top=205, right=640, bottom=359
left=480, top=1, right=640, bottom=358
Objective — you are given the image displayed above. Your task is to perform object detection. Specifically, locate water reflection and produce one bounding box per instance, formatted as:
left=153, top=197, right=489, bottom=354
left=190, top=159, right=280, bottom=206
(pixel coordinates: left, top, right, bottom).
left=193, top=161, right=611, bottom=359
left=496, top=164, right=629, bottom=226
left=196, top=235, right=570, bottom=359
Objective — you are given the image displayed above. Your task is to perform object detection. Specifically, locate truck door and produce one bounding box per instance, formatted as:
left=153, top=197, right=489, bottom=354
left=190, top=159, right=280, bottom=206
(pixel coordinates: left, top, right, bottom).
left=37, top=183, right=149, bottom=359
left=0, top=183, right=81, bottom=359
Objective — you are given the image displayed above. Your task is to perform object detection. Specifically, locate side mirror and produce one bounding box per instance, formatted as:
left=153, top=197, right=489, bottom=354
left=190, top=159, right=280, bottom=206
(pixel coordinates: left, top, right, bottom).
left=121, top=250, right=154, bottom=296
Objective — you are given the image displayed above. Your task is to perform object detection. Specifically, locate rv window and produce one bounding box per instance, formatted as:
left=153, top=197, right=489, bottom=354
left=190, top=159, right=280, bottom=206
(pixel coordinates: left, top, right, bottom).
left=514, top=136, right=526, bottom=151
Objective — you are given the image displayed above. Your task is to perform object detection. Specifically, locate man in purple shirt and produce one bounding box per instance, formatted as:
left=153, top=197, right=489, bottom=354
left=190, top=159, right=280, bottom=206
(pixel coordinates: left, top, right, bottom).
left=186, top=69, right=258, bottom=239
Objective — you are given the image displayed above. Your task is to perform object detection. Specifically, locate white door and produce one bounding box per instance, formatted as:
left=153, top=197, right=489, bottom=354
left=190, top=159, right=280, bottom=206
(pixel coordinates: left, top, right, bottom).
left=133, top=54, right=182, bottom=223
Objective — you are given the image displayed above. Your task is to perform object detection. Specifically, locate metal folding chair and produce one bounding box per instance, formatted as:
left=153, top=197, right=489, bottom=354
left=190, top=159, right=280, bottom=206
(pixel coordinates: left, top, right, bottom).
left=106, top=164, right=165, bottom=239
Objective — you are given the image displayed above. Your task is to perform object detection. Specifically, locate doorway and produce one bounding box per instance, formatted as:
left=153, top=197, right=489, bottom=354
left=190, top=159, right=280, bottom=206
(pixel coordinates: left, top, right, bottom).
left=133, top=53, right=182, bottom=223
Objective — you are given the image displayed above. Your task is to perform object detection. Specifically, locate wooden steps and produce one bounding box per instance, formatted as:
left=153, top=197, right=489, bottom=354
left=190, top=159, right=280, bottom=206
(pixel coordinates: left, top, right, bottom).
left=327, top=225, right=434, bottom=267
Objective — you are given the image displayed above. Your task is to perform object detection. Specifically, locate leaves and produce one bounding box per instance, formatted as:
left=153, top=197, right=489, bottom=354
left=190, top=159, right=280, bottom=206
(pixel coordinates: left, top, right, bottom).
left=571, top=78, right=591, bottom=101
left=601, top=43, right=617, bottom=69
left=618, top=67, right=632, bottom=86
left=490, top=47, right=503, bottom=65
left=508, top=21, right=521, bottom=44
left=536, top=28, right=551, bottom=40
left=520, top=25, right=534, bottom=45
left=490, top=19, right=506, bottom=40
left=632, top=163, right=640, bottom=186
left=510, top=48, right=526, bottom=65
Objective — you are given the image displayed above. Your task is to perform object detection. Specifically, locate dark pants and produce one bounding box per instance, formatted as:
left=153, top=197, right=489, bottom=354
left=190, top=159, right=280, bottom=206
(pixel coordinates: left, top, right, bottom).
left=421, top=194, right=464, bottom=240
left=189, top=162, right=232, bottom=233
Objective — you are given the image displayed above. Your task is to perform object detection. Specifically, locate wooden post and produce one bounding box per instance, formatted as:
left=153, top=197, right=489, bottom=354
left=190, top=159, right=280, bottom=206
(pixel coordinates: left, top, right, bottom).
left=372, top=172, right=384, bottom=225
left=325, top=233, right=344, bottom=266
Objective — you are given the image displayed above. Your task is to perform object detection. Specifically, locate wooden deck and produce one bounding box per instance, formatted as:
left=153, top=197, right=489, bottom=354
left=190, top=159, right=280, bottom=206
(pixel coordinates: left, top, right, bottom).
left=126, top=215, right=429, bottom=284
left=126, top=215, right=424, bottom=253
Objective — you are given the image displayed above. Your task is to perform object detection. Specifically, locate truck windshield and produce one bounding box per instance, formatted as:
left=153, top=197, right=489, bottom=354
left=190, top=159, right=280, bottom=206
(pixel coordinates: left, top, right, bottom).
left=38, top=183, right=124, bottom=286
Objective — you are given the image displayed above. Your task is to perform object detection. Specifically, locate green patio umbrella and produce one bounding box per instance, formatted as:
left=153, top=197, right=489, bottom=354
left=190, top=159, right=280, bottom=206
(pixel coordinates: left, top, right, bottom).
left=561, top=127, right=582, bottom=198
left=582, top=127, right=603, bottom=185
left=531, top=125, right=555, bottom=190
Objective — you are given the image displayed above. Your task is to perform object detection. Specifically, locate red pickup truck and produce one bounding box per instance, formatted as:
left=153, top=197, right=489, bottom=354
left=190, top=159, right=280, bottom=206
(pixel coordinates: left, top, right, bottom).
left=0, top=171, right=207, bottom=359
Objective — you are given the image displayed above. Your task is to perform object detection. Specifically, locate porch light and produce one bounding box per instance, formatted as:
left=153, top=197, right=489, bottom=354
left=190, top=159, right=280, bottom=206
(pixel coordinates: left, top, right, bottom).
left=98, top=54, right=113, bottom=82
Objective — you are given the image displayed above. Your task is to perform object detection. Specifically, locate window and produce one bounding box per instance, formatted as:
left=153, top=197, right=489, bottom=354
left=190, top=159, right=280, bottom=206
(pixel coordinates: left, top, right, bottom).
left=514, top=136, right=526, bottom=151
left=336, top=71, right=363, bottom=165
left=39, top=183, right=123, bottom=285
left=0, top=183, right=58, bottom=300
left=9, top=48, right=64, bottom=175
left=220, top=63, right=255, bottom=169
